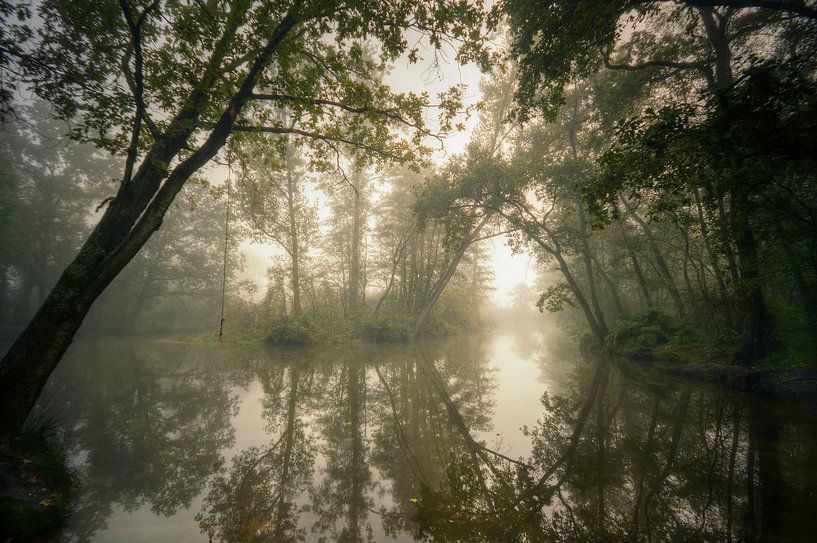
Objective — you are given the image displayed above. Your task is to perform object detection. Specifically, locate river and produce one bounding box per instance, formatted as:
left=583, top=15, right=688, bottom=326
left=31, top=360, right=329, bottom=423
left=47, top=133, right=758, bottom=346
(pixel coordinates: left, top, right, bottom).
left=36, top=323, right=817, bottom=542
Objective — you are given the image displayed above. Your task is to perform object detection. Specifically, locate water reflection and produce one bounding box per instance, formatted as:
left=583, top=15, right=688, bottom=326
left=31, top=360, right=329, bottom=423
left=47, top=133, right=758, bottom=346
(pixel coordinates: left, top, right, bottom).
left=40, top=333, right=817, bottom=542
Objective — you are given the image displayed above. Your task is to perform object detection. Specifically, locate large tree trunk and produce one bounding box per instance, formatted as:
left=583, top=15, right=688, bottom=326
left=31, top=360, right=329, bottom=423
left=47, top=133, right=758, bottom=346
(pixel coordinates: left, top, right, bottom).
left=0, top=264, right=7, bottom=324
left=0, top=160, right=180, bottom=440
left=699, top=6, right=775, bottom=362
left=731, top=186, right=775, bottom=362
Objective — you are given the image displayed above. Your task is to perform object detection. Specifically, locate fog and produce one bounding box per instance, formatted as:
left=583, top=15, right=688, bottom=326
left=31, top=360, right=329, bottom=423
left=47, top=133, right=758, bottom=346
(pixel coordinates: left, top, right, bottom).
left=2, top=2, right=817, bottom=542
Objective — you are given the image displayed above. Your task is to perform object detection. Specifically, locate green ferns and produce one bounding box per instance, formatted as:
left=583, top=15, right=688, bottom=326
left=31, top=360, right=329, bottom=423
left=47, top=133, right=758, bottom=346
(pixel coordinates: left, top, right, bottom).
left=608, top=310, right=685, bottom=353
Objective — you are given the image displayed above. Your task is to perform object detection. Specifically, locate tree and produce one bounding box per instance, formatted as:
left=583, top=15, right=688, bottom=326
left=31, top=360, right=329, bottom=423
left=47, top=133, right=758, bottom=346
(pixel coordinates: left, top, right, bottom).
left=0, top=0, right=488, bottom=439
left=234, top=126, right=317, bottom=317
left=498, top=0, right=817, bottom=359
left=0, top=100, right=119, bottom=324
left=410, top=65, right=518, bottom=335
left=86, top=181, right=243, bottom=333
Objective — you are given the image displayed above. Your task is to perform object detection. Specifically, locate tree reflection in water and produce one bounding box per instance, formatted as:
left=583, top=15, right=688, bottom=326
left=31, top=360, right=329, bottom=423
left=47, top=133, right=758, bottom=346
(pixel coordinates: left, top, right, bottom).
left=412, top=357, right=817, bottom=543
left=196, top=360, right=315, bottom=542
left=40, top=335, right=817, bottom=542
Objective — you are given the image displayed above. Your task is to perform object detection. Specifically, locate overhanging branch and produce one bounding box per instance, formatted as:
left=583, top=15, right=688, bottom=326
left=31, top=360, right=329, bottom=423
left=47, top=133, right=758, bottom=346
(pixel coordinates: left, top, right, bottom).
left=604, top=57, right=715, bottom=84
left=682, top=0, right=817, bottom=20
left=231, top=124, right=403, bottom=160
left=248, top=92, right=439, bottom=140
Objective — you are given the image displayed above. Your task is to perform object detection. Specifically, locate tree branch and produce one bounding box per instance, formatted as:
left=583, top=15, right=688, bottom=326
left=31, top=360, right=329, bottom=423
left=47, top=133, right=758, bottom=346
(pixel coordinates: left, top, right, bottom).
left=682, top=0, right=817, bottom=21
left=248, top=92, right=437, bottom=138
left=119, top=0, right=159, bottom=184
left=604, top=58, right=714, bottom=86
left=231, top=124, right=403, bottom=160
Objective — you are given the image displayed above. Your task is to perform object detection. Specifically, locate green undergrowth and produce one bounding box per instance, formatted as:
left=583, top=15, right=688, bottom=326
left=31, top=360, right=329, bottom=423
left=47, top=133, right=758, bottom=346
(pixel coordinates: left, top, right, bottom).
left=606, top=307, right=816, bottom=369
left=362, top=313, right=414, bottom=343
left=185, top=310, right=485, bottom=347
left=764, top=300, right=817, bottom=369
left=0, top=416, right=74, bottom=539
left=607, top=310, right=731, bottom=365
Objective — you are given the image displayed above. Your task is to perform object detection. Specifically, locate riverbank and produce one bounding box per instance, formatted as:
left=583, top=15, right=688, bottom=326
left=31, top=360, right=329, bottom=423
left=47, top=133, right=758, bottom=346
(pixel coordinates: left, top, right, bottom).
left=185, top=312, right=491, bottom=347
left=601, top=310, right=817, bottom=412
left=0, top=425, right=73, bottom=540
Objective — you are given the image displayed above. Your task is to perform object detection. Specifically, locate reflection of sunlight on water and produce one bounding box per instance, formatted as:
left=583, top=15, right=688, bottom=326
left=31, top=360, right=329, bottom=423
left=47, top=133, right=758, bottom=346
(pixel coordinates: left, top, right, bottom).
left=480, top=329, right=577, bottom=460
left=226, top=378, right=266, bottom=458
left=45, top=333, right=817, bottom=542
left=480, top=333, right=545, bottom=458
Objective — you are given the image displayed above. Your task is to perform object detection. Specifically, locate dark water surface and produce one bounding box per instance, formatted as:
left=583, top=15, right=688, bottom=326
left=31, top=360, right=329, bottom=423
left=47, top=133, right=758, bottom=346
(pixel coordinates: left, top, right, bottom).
left=37, top=327, right=817, bottom=542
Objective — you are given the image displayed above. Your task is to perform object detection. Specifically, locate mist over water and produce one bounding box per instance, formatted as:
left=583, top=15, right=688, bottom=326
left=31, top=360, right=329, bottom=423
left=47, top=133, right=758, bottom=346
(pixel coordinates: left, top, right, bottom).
left=33, top=321, right=817, bottom=543
left=2, top=3, right=817, bottom=542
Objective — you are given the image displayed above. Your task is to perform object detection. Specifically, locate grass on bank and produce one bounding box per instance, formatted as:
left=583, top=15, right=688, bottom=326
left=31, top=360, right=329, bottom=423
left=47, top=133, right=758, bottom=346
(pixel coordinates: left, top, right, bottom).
left=186, top=307, right=487, bottom=347
left=0, top=415, right=74, bottom=539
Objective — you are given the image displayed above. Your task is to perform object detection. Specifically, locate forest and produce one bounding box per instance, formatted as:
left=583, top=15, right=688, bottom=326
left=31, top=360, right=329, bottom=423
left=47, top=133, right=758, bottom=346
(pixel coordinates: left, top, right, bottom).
left=1, top=1, right=816, bottom=542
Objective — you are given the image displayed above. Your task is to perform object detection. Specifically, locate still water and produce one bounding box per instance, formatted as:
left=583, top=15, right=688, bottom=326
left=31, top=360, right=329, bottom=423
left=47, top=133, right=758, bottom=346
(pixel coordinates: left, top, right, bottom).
left=38, top=325, right=817, bottom=542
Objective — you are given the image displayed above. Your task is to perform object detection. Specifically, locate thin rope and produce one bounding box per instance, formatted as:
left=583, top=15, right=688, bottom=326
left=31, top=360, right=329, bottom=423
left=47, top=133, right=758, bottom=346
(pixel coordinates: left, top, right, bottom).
left=218, top=155, right=232, bottom=342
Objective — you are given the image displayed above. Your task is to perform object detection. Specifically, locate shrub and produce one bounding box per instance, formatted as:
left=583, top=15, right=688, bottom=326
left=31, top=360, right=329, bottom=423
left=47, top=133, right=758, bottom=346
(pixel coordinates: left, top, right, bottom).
left=608, top=310, right=683, bottom=351
left=363, top=313, right=413, bottom=342
left=265, top=315, right=318, bottom=345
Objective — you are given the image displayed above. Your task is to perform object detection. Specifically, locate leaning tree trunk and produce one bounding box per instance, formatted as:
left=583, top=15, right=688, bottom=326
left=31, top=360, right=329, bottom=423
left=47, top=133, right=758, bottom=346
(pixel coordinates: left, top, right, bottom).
left=624, top=200, right=686, bottom=316
left=578, top=207, right=609, bottom=332
left=413, top=215, right=489, bottom=336
left=0, top=12, right=298, bottom=441
left=0, top=157, right=182, bottom=440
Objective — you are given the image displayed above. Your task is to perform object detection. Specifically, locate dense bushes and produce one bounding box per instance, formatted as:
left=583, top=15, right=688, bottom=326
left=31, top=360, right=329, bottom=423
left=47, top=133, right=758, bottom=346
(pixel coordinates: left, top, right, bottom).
left=362, top=313, right=414, bottom=342
left=264, top=315, right=318, bottom=346
left=607, top=310, right=726, bottom=364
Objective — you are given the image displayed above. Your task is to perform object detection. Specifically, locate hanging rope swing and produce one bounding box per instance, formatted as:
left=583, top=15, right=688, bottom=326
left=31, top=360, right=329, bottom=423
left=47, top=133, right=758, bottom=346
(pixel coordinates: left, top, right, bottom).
left=218, top=153, right=232, bottom=342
